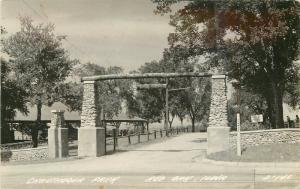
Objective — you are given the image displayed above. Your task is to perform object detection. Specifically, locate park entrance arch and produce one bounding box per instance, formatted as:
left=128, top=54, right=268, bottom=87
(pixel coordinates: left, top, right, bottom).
left=79, top=72, right=229, bottom=157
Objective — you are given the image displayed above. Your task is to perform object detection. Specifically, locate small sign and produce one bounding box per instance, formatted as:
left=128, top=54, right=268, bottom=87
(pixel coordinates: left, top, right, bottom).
left=251, top=114, right=263, bottom=123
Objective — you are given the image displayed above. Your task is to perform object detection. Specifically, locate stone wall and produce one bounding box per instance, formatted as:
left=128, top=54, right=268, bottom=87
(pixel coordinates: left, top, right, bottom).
left=230, top=128, right=300, bottom=149
left=3, top=147, right=48, bottom=162
left=208, top=75, right=228, bottom=127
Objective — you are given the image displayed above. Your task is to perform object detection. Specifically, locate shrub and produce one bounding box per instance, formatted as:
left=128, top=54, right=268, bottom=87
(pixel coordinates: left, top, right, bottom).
left=241, top=120, right=261, bottom=131
left=1, top=149, right=12, bottom=161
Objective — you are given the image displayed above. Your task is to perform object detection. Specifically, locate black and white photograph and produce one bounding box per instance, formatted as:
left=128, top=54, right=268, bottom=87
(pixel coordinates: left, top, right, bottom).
left=1, top=0, right=300, bottom=188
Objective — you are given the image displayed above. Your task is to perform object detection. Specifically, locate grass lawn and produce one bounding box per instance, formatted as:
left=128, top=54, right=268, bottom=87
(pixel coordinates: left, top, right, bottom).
left=207, top=143, right=300, bottom=162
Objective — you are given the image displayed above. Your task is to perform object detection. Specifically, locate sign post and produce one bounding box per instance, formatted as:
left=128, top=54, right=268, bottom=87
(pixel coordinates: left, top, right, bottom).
left=236, top=113, right=241, bottom=156
left=236, top=59, right=242, bottom=157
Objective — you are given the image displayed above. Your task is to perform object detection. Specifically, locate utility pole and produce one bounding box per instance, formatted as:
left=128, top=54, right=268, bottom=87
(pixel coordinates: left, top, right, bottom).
left=136, top=83, right=169, bottom=130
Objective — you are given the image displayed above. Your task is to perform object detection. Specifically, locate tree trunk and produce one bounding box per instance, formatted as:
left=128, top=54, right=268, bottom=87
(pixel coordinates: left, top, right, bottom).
left=168, top=114, right=175, bottom=129
left=1, top=121, right=13, bottom=143
left=146, top=122, right=149, bottom=132
left=191, top=117, right=195, bottom=132
left=267, top=80, right=284, bottom=129
left=115, top=123, right=120, bottom=145
left=33, top=100, right=42, bottom=148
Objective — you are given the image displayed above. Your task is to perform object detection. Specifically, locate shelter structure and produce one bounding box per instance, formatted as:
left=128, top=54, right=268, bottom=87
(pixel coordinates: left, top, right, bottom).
left=8, top=102, right=80, bottom=141
left=102, top=114, right=148, bottom=135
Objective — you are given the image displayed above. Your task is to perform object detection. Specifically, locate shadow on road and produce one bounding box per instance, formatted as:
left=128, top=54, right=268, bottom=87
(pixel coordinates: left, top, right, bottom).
left=191, top=138, right=207, bottom=143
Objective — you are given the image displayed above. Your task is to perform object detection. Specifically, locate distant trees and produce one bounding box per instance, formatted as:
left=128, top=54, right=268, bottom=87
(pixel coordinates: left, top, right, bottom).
left=125, top=61, right=166, bottom=124
left=2, top=17, right=75, bottom=146
left=71, top=62, right=132, bottom=119
left=181, top=78, right=211, bottom=132
left=125, top=52, right=212, bottom=132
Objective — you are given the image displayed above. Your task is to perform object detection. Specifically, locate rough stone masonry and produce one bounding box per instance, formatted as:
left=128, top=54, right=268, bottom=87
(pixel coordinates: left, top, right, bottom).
left=208, top=75, right=228, bottom=127
left=78, top=81, right=105, bottom=157
left=207, top=75, right=230, bottom=155
left=80, top=81, right=100, bottom=128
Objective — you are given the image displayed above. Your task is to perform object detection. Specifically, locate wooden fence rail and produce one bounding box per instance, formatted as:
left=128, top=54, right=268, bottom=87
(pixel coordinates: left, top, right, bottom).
left=0, top=140, right=47, bottom=150
left=106, top=127, right=190, bottom=152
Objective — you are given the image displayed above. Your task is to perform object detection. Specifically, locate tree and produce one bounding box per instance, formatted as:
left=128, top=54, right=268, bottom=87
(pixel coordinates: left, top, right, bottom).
left=181, top=78, right=211, bottom=132
left=72, top=62, right=132, bottom=119
left=2, top=17, right=74, bottom=147
left=54, top=82, right=83, bottom=112
left=126, top=61, right=166, bottom=124
left=228, top=90, right=269, bottom=131
left=160, top=49, right=212, bottom=132
left=1, top=58, right=29, bottom=143
left=152, top=0, right=300, bottom=129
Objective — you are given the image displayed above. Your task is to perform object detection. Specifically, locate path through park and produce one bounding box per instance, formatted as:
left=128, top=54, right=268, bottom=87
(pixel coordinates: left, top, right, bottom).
left=1, top=133, right=300, bottom=189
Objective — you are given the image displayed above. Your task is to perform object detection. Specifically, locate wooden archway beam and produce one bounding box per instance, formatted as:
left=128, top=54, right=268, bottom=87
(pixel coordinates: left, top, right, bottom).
left=81, top=72, right=227, bottom=81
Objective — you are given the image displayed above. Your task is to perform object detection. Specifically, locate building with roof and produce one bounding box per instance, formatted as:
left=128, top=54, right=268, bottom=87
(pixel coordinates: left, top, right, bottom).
left=10, top=102, right=148, bottom=141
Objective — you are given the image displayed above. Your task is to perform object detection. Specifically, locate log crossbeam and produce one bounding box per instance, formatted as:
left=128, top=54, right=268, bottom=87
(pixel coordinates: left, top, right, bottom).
left=136, top=84, right=167, bottom=89
left=81, top=72, right=226, bottom=81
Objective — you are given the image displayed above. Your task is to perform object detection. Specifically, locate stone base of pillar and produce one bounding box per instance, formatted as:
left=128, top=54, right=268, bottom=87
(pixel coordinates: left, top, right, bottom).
left=78, top=127, right=105, bottom=157
left=48, top=128, right=68, bottom=158
left=207, top=127, right=230, bottom=155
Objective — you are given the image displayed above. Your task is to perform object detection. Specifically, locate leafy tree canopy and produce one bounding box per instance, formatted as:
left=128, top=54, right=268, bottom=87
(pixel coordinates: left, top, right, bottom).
left=152, top=0, right=300, bottom=128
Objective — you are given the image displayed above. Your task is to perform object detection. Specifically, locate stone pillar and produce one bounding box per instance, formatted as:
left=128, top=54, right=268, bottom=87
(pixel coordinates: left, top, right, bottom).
left=48, top=110, right=68, bottom=158
left=78, top=81, right=105, bottom=157
left=207, top=75, right=230, bottom=155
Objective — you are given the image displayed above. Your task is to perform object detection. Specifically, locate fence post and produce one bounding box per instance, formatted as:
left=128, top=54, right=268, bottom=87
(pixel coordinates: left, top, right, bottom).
left=160, top=129, right=163, bottom=138
left=128, top=135, right=131, bottom=144
left=48, top=110, right=68, bottom=159
left=154, top=130, right=156, bottom=139
left=147, top=132, right=150, bottom=141
left=177, top=128, right=178, bottom=134
left=113, top=129, right=116, bottom=151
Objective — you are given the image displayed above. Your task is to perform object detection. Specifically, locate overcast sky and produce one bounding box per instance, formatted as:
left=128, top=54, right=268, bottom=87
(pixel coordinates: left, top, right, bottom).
left=1, top=0, right=174, bottom=72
